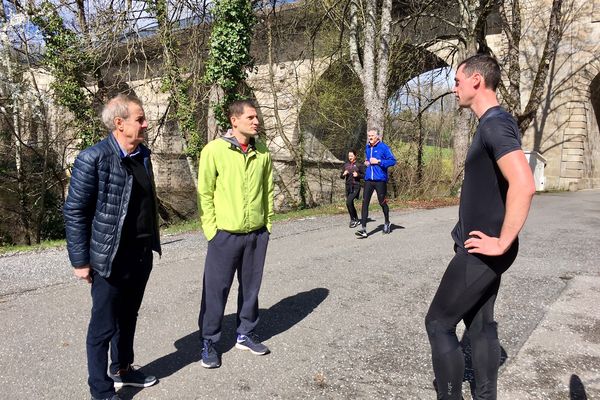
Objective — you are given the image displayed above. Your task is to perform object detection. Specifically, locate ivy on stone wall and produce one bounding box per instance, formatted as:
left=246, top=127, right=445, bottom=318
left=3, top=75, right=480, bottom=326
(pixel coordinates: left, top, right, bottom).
left=31, top=1, right=102, bottom=148
left=148, top=0, right=203, bottom=157
left=204, top=0, right=256, bottom=128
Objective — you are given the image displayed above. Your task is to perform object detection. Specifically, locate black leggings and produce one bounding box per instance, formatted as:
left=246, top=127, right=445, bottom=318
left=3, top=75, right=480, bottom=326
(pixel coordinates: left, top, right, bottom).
left=346, top=185, right=361, bottom=221
left=361, top=180, right=389, bottom=227
left=425, top=244, right=518, bottom=400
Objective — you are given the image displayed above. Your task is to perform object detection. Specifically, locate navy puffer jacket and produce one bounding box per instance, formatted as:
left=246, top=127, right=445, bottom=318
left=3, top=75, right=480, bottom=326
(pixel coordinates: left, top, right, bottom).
left=63, top=134, right=161, bottom=277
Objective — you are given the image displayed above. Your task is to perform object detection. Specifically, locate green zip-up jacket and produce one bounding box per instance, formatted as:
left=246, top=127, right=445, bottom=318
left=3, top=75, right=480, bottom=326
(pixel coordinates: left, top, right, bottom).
left=197, top=135, right=274, bottom=241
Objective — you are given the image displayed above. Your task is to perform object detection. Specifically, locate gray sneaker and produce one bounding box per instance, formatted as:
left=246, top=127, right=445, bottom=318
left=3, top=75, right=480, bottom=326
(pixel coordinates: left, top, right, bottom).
left=109, top=365, right=157, bottom=388
left=201, top=338, right=221, bottom=369
left=91, top=395, right=122, bottom=400
left=383, top=222, right=391, bottom=234
left=235, top=333, right=270, bottom=355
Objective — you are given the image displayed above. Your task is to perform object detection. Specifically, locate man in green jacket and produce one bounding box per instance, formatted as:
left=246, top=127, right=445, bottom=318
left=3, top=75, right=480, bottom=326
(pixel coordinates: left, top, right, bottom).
left=197, top=99, right=274, bottom=369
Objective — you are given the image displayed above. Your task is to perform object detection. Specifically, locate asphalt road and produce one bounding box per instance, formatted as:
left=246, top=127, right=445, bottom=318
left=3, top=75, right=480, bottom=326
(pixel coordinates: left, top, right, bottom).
left=1, top=189, right=599, bottom=399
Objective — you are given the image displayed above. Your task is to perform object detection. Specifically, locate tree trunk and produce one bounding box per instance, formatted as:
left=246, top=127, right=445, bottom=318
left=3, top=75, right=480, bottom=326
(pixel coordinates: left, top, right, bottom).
left=348, top=0, right=392, bottom=136
left=153, top=0, right=199, bottom=188
left=452, top=42, right=476, bottom=186
left=266, top=12, right=314, bottom=207
left=517, top=0, right=563, bottom=133
left=207, top=84, right=225, bottom=142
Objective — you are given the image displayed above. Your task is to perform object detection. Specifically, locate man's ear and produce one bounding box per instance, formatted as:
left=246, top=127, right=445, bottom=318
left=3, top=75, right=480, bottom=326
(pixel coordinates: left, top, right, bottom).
left=230, top=115, right=237, bottom=128
left=114, top=117, right=123, bottom=131
left=472, top=73, right=483, bottom=89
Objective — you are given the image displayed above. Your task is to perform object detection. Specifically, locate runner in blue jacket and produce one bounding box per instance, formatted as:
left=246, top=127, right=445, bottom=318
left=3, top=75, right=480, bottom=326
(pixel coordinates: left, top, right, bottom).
left=356, top=129, right=396, bottom=238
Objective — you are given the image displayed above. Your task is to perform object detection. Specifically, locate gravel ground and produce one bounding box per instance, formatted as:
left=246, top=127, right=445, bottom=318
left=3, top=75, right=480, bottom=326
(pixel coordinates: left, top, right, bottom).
left=0, top=189, right=599, bottom=399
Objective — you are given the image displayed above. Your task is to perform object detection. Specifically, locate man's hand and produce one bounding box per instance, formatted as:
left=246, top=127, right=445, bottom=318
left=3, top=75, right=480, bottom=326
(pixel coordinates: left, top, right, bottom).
left=74, top=265, right=92, bottom=284
left=369, top=157, right=379, bottom=165
left=343, top=170, right=349, bottom=176
left=464, top=231, right=510, bottom=256
left=352, top=171, right=358, bottom=177
left=364, top=160, right=370, bottom=166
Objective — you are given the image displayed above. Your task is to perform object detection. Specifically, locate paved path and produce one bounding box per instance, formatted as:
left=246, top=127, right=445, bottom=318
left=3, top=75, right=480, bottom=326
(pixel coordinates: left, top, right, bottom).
left=0, top=190, right=599, bottom=399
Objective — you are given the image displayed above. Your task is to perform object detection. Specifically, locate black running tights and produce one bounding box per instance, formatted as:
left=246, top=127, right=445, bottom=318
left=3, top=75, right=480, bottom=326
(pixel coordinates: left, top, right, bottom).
left=425, top=246, right=517, bottom=400
left=346, top=185, right=361, bottom=221
left=360, top=180, right=389, bottom=227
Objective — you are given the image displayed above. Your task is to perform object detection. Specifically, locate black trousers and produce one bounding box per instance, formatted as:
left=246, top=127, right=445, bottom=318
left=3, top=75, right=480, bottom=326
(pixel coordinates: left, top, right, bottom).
left=425, top=244, right=518, bottom=400
left=345, top=185, right=361, bottom=221
left=86, top=241, right=153, bottom=399
left=360, top=180, right=390, bottom=227
left=198, top=227, right=270, bottom=342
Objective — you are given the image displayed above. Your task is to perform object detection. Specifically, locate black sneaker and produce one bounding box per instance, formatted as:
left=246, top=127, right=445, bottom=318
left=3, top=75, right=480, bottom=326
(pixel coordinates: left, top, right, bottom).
left=235, top=333, right=270, bottom=355
left=110, top=365, right=157, bottom=388
left=383, top=222, right=391, bottom=234
left=201, top=338, right=221, bottom=369
left=355, top=229, right=368, bottom=238
left=91, top=394, right=122, bottom=400
left=349, top=220, right=359, bottom=228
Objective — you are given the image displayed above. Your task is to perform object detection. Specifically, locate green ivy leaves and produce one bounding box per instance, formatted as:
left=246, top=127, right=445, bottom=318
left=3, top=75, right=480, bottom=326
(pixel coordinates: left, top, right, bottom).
left=204, top=0, right=256, bottom=129
left=32, top=1, right=102, bottom=148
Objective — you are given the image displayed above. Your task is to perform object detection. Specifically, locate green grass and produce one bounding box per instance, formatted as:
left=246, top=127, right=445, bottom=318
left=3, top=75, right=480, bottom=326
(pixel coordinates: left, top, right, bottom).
left=0, top=195, right=458, bottom=254
left=0, top=239, right=66, bottom=255
left=161, top=219, right=200, bottom=235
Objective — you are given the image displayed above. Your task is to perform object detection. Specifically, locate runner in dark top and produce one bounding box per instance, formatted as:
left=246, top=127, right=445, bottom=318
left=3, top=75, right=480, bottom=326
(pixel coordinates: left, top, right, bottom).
left=340, top=150, right=364, bottom=228
left=425, top=54, right=535, bottom=400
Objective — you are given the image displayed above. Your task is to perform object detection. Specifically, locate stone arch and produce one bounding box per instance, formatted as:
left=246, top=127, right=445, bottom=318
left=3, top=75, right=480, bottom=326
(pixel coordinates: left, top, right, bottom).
left=581, top=63, right=600, bottom=188
left=296, top=45, right=449, bottom=162
left=297, top=59, right=365, bottom=161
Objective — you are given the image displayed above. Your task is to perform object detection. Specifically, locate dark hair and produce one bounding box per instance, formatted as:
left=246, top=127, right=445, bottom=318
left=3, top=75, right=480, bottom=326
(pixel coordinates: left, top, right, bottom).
left=458, top=54, right=501, bottom=91
left=348, top=149, right=357, bottom=156
left=227, top=99, right=257, bottom=120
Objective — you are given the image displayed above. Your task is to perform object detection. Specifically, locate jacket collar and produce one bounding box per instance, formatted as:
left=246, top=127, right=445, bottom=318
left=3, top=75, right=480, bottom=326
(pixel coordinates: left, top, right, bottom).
left=367, top=140, right=382, bottom=149
left=221, top=134, right=257, bottom=153
left=107, top=132, right=151, bottom=159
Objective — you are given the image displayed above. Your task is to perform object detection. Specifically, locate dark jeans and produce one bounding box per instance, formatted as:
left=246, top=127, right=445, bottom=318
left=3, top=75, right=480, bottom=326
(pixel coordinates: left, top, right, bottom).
left=345, top=185, right=361, bottom=221
left=425, top=244, right=518, bottom=400
left=86, top=241, right=153, bottom=399
left=198, top=227, right=269, bottom=342
left=361, top=180, right=389, bottom=227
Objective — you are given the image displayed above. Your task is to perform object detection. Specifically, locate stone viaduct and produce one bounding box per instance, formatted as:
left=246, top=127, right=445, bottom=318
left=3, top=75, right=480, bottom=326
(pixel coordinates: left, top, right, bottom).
left=65, top=0, right=600, bottom=218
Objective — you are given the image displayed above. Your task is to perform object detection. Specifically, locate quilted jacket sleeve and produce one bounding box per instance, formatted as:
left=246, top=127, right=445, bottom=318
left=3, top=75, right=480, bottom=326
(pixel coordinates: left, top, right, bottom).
left=63, top=149, right=99, bottom=267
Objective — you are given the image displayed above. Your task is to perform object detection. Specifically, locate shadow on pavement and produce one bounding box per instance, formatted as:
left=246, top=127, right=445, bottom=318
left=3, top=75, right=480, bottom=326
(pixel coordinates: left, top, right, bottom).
left=367, top=223, right=405, bottom=235
left=570, top=374, right=588, bottom=399
left=119, top=287, right=329, bottom=399
left=220, top=287, right=330, bottom=352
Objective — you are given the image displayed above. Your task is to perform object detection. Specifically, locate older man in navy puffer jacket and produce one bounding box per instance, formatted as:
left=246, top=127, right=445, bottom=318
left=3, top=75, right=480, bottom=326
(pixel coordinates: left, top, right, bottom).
left=64, top=94, right=161, bottom=400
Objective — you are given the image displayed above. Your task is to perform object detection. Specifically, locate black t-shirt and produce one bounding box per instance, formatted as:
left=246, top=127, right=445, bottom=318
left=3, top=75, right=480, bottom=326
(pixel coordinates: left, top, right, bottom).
left=451, top=106, right=522, bottom=250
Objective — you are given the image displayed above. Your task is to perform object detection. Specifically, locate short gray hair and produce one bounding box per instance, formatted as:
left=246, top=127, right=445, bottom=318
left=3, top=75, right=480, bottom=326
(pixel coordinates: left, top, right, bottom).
left=101, top=94, right=143, bottom=131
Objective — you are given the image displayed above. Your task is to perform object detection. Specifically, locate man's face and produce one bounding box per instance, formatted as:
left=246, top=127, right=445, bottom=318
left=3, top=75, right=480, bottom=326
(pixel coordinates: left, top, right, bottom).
left=114, top=102, right=147, bottom=150
left=367, top=131, right=380, bottom=146
left=231, top=106, right=259, bottom=137
left=453, top=65, right=480, bottom=108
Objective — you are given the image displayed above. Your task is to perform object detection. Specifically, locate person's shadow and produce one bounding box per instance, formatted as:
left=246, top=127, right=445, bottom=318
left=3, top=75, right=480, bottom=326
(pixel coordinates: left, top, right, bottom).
left=367, top=223, right=404, bottom=235
left=569, top=374, right=588, bottom=399
left=118, top=287, right=329, bottom=399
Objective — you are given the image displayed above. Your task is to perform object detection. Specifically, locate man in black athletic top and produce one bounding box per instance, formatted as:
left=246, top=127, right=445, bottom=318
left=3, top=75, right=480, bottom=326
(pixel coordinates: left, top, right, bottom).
left=425, top=54, right=535, bottom=400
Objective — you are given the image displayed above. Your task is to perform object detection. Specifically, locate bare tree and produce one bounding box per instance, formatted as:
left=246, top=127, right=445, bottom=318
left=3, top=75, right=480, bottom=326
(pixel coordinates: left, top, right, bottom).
left=347, top=0, right=392, bottom=133
left=1, top=4, right=66, bottom=244
left=498, top=0, right=565, bottom=134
